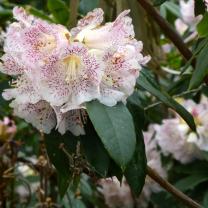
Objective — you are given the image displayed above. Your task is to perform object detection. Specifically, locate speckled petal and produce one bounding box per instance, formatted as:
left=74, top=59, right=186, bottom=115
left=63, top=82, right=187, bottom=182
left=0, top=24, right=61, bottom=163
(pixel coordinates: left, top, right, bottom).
left=10, top=100, right=56, bottom=134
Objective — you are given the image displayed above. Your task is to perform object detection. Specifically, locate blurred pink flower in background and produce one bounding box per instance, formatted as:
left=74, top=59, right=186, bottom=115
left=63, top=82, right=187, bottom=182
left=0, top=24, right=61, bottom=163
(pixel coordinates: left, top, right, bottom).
left=154, top=97, right=208, bottom=164
left=175, top=0, right=201, bottom=38
left=0, top=117, right=17, bottom=141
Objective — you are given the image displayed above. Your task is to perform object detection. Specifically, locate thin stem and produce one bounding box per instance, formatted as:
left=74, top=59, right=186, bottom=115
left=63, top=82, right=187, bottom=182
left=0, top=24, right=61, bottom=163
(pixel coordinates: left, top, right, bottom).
left=69, top=0, right=79, bottom=27
left=144, top=86, right=203, bottom=111
left=147, top=166, right=201, bottom=208
left=137, top=0, right=194, bottom=66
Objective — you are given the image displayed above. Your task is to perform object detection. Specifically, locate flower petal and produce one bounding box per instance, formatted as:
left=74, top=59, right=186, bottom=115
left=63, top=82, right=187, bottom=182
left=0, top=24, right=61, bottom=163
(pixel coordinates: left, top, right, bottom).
left=53, top=107, right=86, bottom=136
left=10, top=100, right=56, bottom=134
left=74, top=10, right=135, bottom=50
left=2, top=75, right=41, bottom=104
left=38, top=42, right=103, bottom=109
left=0, top=54, right=25, bottom=75
left=98, top=42, right=149, bottom=106
left=70, top=8, right=104, bottom=36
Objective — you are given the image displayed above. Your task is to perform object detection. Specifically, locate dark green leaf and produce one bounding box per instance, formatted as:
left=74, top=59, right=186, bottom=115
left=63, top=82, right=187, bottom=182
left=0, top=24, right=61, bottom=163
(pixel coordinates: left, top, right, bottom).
left=127, top=93, right=146, bottom=131
left=203, top=191, right=208, bottom=207
left=153, top=0, right=168, bottom=6
left=189, top=44, right=208, bottom=89
left=79, top=0, right=99, bottom=15
left=28, top=6, right=54, bottom=22
left=47, top=0, right=69, bottom=25
left=175, top=173, right=208, bottom=192
left=80, top=122, right=110, bottom=177
left=197, top=12, right=208, bottom=37
left=45, top=131, right=78, bottom=197
left=195, top=0, right=206, bottom=16
left=137, top=69, right=196, bottom=131
left=86, top=101, right=136, bottom=169
left=125, top=130, right=147, bottom=195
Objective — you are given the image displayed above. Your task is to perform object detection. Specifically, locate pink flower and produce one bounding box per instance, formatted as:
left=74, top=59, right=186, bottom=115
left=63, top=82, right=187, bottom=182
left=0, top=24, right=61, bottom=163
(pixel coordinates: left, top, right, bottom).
left=0, top=7, right=149, bottom=135
left=0, top=117, right=17, bottom=141
left=154, top=97, right=208, bottom=164
left=71, top=8, right=150, bottom=106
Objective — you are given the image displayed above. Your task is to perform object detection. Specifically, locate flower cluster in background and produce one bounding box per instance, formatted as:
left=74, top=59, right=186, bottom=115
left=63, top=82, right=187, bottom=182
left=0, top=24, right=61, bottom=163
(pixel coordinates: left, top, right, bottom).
left=175, top=0, right=201, bottom=36
left=0, top=7, right=149, bottom=136
left=0, top=117, right=16, bottom=141
left=154, top=96, right=208, bottom=164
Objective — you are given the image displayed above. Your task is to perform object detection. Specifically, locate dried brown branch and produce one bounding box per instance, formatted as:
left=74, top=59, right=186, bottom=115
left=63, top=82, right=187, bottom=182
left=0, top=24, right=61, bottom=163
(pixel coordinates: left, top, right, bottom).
left=137, top=0, right=194, bottom=66
left=147, top=166, right=202, bottom=208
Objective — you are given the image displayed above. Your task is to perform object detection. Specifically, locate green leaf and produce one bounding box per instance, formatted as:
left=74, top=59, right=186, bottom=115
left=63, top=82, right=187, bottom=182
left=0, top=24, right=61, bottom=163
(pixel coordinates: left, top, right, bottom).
left=197, top=12, right=208, bottom=37
left=175, top=173, right=208, bottom=192
left=80, top=122, right=110, bottom=177
left=203, top=191, right=208, bottom=207
left=79, top=0, right=99, bottom=15
left=108, top=159, right=123, bottom=182
left=137, top=69, right=196, bottom=131
left=28, top=6, right=54, bottom=22
left=189, top=43, right=208, bottom=89
left=86, top=101, right=136, bottom=169
left=127, top=92, right=146, bottom=131
left=153, top=0, right=168, bottom=6
left=163, top=2, right=180, bottom=18
left=45, top=131, right=78, bottom=197
left=47, top=0, right=69, bottom=25
left=125, top=131, right=147, bottom=195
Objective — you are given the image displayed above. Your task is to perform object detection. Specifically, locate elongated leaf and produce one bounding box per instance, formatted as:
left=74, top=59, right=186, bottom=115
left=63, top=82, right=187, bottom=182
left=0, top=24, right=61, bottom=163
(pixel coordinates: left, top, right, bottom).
left=47, top=0, right=69, bottom=25
left=80, top=122, right=110, bottom=177
left=28, top=6, right=54, bottom=22
left=175, top=173, right=208, bottom=192
left=153, top=0, right=168, bottom=6
left=203, top=191, right=208, bottom=207
left=197, top=12, right=208, bottom=37
left=86, top=101, right=136, bottom=169
left=164, top=2, right=180, bottom=18
left=137, top=69, right=196, bottom=131
left=189, top=44, right=208, bottom=89
left=45, top=131, right=78, bottom=197
left=125, top=131, right=147, bottom=195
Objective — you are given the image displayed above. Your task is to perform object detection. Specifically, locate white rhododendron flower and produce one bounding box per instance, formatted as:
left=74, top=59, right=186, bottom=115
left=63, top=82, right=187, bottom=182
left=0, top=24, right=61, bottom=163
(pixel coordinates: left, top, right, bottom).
left=98, top=177, right=134, bottom=208
left=175, top=0, right=201, bottom=35
left=154, top=118, right=200, bottom=164
left=71, top=9, right=150, bottom=106
left=154, top=97, right=208, bottom=164
left=0, top=7, right=149, bottom=135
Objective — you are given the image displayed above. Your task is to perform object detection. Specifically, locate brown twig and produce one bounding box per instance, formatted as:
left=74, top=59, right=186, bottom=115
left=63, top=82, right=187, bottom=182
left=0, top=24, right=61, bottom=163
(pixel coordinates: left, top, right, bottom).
left=137, top=0, right=194, bottom=66
left=69, top=0, right=79, bottom=27
left=147, top=166, right=201, bottom=208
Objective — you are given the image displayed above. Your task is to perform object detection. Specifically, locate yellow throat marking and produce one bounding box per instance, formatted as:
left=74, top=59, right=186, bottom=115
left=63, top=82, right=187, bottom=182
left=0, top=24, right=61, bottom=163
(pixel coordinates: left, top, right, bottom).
left=63, top=55, right=82, bottom=82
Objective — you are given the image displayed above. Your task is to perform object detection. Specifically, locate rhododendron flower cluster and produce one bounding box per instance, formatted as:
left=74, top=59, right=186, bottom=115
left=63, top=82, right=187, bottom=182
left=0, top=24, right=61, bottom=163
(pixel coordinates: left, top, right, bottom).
left=154, top=97, right=208, bottom=164
left=0, top=7, right=150, bottom=135
left=0, top=117, right=17, bottom=141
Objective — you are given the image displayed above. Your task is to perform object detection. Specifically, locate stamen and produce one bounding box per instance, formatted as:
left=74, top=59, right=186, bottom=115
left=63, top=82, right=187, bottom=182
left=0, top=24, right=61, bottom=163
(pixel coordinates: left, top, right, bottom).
left=63, top=55, right=82, bottom=83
